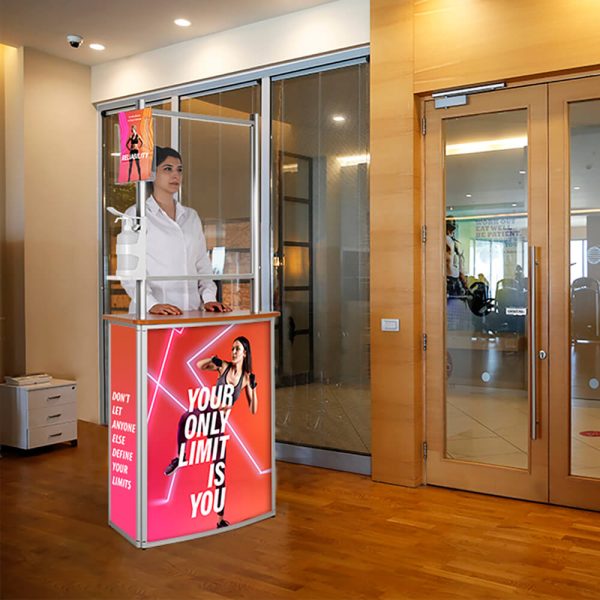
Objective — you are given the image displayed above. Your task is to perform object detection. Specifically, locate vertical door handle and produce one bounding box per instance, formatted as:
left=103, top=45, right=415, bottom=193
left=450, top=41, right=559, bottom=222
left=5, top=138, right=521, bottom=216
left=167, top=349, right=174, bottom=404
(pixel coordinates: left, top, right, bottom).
left=529, top=246, right=538, bottom=440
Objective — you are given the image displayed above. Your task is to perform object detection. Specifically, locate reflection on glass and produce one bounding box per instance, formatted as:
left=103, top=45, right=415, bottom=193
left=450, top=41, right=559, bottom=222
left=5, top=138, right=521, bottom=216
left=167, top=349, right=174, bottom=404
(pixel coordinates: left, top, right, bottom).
left=444, top=110, right=530, bottom=469
left=272, top=63, right=370, bottom=454
left=569, top=99, right=600, bottom=479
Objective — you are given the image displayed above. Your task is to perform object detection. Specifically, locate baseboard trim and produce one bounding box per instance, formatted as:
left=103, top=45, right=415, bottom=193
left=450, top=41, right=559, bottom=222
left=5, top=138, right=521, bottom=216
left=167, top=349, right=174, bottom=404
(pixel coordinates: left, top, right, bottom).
left=276, top=442, right=371, bottom=475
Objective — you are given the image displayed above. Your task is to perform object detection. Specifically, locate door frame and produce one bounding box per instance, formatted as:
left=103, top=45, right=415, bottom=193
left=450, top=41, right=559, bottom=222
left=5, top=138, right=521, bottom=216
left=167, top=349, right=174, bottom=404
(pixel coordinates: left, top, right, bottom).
left=548, top=75, right=600, bottom=511
left=424, top=85, right=550, bottom=502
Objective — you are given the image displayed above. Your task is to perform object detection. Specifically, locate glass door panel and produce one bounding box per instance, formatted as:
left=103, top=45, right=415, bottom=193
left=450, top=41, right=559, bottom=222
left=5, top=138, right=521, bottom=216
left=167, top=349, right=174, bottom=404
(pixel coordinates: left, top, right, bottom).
left=444, top=110, right=530, bottom=469
left=569, top=99, right=600, bottom=479
left=425, top=85, right=548, bottom=502
left=549, top=77, right=600, bottom=511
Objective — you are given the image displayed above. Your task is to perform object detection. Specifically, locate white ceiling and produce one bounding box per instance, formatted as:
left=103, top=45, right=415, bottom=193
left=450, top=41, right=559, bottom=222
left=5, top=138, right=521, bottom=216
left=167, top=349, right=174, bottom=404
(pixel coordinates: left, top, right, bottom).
left=0, top=0, right=335, bottom=66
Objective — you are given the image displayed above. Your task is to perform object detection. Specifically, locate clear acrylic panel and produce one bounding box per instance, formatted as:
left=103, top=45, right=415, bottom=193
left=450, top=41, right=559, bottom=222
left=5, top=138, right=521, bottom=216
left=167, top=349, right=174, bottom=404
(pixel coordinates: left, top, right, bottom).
left=179, top=118, right=252, bottom=280
left=569, top=99, right=600, bottom=479
left=179, top=85, right=259, bottom=309
left=444, top=110, right=530, bottom=469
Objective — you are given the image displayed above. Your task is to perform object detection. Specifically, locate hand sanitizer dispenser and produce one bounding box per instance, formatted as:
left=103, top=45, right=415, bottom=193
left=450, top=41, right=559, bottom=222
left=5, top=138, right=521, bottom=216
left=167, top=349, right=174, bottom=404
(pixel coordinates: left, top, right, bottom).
left=106, top=207, right=145, bottom=279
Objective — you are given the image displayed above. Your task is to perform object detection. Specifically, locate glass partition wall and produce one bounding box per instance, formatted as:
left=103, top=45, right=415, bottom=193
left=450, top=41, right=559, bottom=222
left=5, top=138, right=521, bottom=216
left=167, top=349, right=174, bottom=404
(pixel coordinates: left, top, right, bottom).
left=272, top=62, right=371, bottom=459
left=100, top=57, right=371, bottom=471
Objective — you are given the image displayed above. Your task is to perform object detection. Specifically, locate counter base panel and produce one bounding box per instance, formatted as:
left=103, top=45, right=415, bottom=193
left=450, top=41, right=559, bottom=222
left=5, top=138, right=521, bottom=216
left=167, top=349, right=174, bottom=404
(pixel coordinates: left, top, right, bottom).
left=107, top=314, right=277, bottom=547
left=140, top=511, right=276, bottom=549
left=108, top=521, right=141, bottom=548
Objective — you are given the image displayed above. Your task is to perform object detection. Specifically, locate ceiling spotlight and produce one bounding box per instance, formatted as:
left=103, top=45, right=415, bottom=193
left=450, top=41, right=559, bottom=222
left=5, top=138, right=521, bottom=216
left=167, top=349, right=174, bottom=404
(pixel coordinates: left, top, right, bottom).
left=512, top=203, right=517, bottom=207
left=519, top=170, right=526, bottom=174
left=465, top=194, right=472, bottom=198
left=174, top=18, right=191, bottom=27
left=573, top=186, right=581, bottom=191
left=89, top=43, right=105, bottom=51
left=332, top=115, right=346, bottom=123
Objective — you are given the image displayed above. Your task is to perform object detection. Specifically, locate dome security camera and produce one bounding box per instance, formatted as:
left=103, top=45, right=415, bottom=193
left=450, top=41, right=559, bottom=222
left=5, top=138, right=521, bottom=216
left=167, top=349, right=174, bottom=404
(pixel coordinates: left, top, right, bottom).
left=66, top=34, right=84, bottom=49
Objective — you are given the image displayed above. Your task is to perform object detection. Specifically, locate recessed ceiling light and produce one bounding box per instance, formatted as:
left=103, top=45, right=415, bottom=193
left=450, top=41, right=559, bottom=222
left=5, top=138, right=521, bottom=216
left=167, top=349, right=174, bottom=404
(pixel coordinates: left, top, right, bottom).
left=512, top=203, right=517, bottom=207
left=174, top=18, right=191, bottom=27
left=519, top=170, right=526, bottom=174
left=465, top=194, right=472, bottom=198
left=449, top=207, right=454, bottom=211
left=573, top=186, right=581, bottom=190
left=332, top=115, right=346, bottom=123
left=89, top=43, right=105, bottom=51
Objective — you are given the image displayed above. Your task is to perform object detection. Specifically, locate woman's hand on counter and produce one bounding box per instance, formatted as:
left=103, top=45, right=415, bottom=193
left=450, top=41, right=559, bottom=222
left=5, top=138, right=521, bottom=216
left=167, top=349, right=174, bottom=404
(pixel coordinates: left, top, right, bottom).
left=149, top=303, right=183, bottom=315
left=203, top=301, right=232, bottom=313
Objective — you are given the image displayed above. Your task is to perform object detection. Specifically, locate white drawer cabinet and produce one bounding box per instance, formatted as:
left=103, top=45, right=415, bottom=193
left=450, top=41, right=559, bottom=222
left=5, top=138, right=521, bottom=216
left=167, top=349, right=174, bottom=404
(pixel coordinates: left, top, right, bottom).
left=0, top=379, right=78, bottom=449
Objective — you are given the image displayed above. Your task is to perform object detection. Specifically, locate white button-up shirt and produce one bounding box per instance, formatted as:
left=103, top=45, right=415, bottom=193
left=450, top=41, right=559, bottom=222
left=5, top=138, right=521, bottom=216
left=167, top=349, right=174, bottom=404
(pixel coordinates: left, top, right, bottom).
left=123, top=196, right=217, bottom=313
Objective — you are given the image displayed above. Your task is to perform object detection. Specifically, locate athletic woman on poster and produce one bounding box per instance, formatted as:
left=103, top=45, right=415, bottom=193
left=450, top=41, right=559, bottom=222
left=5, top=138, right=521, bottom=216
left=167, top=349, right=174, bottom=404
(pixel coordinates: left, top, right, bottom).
left=164, top=336, right=258, bottom=528
left=126, top=124, right=143, bottom=182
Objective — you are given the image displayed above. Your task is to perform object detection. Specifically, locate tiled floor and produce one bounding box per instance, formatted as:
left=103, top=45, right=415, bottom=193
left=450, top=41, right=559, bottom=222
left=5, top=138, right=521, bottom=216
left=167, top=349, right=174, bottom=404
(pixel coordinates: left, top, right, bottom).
left=446, top=384, right=600, bottom=478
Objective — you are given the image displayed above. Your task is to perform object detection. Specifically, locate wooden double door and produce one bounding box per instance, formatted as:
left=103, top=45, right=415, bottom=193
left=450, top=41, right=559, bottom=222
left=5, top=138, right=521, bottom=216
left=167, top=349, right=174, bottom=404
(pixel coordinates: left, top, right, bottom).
left=424, top=76, right=600, bottom=510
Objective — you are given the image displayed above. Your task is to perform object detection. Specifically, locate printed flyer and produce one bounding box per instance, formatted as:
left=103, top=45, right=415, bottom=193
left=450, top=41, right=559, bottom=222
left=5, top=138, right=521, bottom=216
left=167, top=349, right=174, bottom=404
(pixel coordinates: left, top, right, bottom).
left=117, top=108, right=154, bottom=184
left=145, top=322, right=273, bottom=542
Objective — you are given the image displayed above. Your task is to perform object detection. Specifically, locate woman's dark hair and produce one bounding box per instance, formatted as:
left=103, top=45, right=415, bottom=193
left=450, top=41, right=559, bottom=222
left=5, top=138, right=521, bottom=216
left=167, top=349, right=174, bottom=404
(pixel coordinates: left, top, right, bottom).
left=155, top=146, right=182, bottom=167
left=234, top=336, right=252, bottom=374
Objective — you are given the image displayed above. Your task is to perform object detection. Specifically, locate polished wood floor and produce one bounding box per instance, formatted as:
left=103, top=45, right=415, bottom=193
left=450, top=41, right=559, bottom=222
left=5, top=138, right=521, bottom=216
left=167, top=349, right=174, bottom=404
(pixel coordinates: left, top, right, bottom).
left=1, top=421, right=599, bottom=599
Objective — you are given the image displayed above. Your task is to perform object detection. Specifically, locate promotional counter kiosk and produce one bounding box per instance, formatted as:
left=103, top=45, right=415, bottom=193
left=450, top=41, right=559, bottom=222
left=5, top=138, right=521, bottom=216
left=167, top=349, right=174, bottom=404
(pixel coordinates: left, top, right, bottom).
left=105, top=310, right=277, bottom=547
left=104, top=106, right=276, bottom=547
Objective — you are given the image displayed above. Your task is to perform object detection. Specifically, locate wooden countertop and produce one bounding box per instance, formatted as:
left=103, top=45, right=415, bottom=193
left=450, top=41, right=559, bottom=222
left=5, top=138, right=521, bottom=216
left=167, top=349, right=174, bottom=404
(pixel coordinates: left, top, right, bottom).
left=103, top=310, right=279, bottom=326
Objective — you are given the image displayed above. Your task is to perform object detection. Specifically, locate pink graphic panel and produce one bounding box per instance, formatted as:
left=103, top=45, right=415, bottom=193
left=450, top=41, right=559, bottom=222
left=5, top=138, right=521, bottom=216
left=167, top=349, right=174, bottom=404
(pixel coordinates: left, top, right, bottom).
left=146, top=322, right=272, bottom=542
left=109, top=324, right=138, bottom=540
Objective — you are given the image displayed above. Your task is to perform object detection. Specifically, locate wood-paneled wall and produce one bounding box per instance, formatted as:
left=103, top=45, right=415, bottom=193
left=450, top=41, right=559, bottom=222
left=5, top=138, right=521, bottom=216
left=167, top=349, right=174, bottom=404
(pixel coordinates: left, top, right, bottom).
left=414, top=0, right=600, bottom=93
left=370, top=0, right=600, bottom=485
left=370, top=0, right=423, bottom=486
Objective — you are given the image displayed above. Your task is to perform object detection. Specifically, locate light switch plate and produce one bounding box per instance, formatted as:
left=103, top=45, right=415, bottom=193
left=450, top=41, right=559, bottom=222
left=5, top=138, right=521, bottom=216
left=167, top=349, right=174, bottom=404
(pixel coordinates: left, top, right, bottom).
left=381, top=318, right=400, bottom=332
